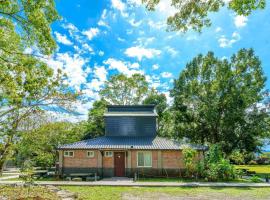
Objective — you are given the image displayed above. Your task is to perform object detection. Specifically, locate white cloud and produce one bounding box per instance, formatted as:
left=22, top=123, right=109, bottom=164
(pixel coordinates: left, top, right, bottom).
left=165, top=46, right=178, bottom=57
left=45, top=53, right=88, bottom=90
left=94, top=66, right=107, bottom=82
left=161, top=72, right=173, bottom=78
left=54, top=32, right=73, bottom=45
left=152, top=64, right=159, bottom=70
left=98, top=51, right=104, bottom=56
left=215, top=27, right=222, bottom=32
left=218, top=32, right=241, bottom=48
left=156, top=0, right=177, bottom=17
left=82, top=28, right=100, bottom=40
left=111, top=0, right=128, bottom=17
left=98, top=9, right=110, bottom=28
left=128, top=18, right=142, bottom=27
left=104, top=58, right=143, bottom=76
left=148, top=19, right=166, bottom=30
left=234, top=15, right=248, bottom=28
left=82, top=44, right=94, bottom=52
left=125, top=46, right=161, bottom=61
left=117, top=37, right=126, bottom=42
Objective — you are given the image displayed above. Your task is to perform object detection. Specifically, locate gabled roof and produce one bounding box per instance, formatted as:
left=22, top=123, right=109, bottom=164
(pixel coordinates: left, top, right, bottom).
left=58, top=136, right=207, bottom=150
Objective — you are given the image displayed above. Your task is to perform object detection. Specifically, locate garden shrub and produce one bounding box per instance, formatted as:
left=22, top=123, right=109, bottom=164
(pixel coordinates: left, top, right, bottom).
left=182, top=146, right=197, bottom=178
left=250, top=175, right=263, bottom=183
left=229, top=150, right=244, bottom=165
left=203, top=145, right=237, bottom=181
left=248, top=160, right=257, bottom=165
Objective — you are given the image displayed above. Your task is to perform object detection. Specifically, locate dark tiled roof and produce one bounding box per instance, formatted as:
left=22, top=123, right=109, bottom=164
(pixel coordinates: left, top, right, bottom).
left=58, top=136, right=206, bottom=150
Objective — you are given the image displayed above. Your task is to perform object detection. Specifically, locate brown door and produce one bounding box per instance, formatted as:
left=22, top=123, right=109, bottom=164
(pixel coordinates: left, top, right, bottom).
left=114, top=152, right=125, bottom=177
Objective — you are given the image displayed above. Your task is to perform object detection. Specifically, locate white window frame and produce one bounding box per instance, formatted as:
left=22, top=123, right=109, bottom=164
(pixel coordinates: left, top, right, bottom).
left=64, top=151, right=74, bottom=157
left=87, top=151, right=95, bottom=158
left=104, top=151, right=113, bottom=157
left=137, top=151, right=152, bottom=167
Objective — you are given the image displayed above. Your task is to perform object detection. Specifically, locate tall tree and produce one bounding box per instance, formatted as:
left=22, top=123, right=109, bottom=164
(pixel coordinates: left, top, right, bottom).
left=84, top=99, right=107, bottom=139
left=171, top=48, right=269, bottom=154
left=142, top=0, right=265, bottom=32
left=100, top=73, right=149, bottom=105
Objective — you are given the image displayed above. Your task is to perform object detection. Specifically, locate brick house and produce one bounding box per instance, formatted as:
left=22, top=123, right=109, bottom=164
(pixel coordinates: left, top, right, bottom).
left=58, top=105, right=206, bottom=177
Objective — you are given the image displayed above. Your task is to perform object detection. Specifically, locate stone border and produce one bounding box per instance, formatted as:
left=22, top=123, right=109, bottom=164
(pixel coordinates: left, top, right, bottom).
left=46, top=185, right=78, bottom=200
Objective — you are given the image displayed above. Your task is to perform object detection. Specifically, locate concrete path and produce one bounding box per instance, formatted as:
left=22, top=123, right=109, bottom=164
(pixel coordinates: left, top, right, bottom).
left=0, top=180, right=270, bottom=187
left=0, top=175, right=19, bottom=181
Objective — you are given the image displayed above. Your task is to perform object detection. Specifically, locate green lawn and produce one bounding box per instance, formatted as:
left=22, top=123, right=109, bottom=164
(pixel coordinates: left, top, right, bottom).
left=0, top=185, right=60, bottom=200
left=235, top=165, right=270, bottom=175
left=61, top=186, right=270, bottom=200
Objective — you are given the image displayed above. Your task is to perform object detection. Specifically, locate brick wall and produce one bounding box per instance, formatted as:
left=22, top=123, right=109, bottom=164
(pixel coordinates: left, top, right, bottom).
left=63, top=150, right=98, bottom=168
left=60, top=149, right=203, bottom=176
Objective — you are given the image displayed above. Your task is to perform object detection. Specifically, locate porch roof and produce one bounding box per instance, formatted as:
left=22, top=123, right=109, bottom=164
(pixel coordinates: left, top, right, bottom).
left=58, top=136, right=206, bottom=150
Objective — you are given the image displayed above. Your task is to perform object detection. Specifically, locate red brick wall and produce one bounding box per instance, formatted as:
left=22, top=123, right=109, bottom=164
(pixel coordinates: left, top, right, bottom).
left=162, top=150, right=183, bottom=169
left=63, top=150, right=98, bottom=168
left=62, top=149, right=202, bottom=169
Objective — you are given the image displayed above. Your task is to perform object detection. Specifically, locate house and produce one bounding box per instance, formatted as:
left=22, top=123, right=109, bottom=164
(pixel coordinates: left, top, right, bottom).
left=57, top=105, right=206, bottom=178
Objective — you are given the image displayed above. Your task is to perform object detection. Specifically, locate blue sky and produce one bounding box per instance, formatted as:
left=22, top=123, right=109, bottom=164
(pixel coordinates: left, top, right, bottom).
left=47, top=0, right=270, bottom=121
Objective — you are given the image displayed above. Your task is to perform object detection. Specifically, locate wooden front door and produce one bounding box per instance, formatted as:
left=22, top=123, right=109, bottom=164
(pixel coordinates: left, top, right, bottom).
left=114, top=152, right=125, bottom=177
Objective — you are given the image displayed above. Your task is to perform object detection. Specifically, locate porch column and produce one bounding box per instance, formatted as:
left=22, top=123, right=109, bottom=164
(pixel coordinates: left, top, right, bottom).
left=127, top=150, right=131, bottom=176
left=58, top=150, right=63, bottom=175
left=97, top=151, right=103, bottom=177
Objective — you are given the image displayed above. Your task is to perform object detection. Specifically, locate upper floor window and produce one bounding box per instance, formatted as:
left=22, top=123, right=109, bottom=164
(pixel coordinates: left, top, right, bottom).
left=64, top=151, right=74, bottom=157
left=87, top=151, right=95, bottom=158
left=137, top=151, right=152, bottom=167
left=104, top=151, right=113, bottom=157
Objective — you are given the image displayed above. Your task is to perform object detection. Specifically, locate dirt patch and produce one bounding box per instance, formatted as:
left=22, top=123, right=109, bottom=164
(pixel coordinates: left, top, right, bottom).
left=122, top=192, right=262, bottom=200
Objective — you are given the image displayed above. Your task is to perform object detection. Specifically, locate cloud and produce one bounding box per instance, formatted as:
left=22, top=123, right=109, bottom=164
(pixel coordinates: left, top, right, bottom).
left=111, top=0, right=128, bottom=17
left=215, top=27, right=222, bottom=32
left=98, top=51, right=104, bottom=56
left=82, top=28, right=100, bottom=40
left=104, top=58, right=143, bottom=76
left=54, top=32, right=73, bottom=45
left=152, top=64, right=159, bottom=70
left=128, top=18, right=142, bottom=27
left=218, top=32, right=241, bottom=48
left=82, top=44, right=94, bottom=53
left=45, top=53, right=88, bottom=90
left=165, top=46, right=178, bottom=57
left=161, top=72, right=173, bottom=78
left=125, top=46, right=161, bottom=61
left=93, top=66, right=107, bottom=82
left=98, top=9, right=110, bottom=28
left=234, top=15, right=248, bottom=28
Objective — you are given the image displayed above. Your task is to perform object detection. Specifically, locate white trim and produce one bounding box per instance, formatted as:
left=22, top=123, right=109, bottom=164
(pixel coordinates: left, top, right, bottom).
left=137, top=151, right=152, bottom=168
left=104, top=151, right=113, bottom=157
left=64, top=151, right=74, bottom=157
left=87, top=151, right=95, bottom=158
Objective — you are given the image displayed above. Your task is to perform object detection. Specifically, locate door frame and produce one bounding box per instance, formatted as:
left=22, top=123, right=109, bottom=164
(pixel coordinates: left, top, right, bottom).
left=114, top=151, right=126, bottom=177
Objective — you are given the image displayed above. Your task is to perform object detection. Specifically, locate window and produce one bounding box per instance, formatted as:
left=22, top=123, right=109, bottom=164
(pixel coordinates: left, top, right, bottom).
left=64, top=151, right=74, bottom=157
left=104, top=151, right=113, bottom=157
left=137, top=151, right=152, bottom=167
left=87, top=151, right=95, bottom=158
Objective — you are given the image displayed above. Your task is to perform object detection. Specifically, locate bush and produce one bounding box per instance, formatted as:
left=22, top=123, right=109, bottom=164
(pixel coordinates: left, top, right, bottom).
left=182, top=146, right=197, bottom=178
left=203, top=145, right=237, bottom=181
left=229, top=150, right=244, bottom=165
left=248, top=160, right=257, bottom=165
left=250, top=175, right=263, bottom=183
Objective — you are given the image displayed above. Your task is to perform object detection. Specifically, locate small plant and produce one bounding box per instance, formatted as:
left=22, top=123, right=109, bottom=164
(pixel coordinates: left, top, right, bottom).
left=20, top=160, right=35, bottom=196
left=248, top=160, right=257, bottom=165
left=182, top=146, right=197, bottom=178
left=250, top=175, right=263, bottom=183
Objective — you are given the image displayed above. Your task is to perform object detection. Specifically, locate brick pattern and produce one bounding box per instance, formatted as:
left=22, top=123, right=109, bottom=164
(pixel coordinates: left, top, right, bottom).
left=61, top=149, right=203, bottom=171
left=63, top=150, right=98, bottom=168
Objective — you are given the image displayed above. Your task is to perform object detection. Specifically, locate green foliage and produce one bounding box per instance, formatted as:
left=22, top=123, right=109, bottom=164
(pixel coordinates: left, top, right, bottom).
left=229, top=150, right=245, bottom=165
left=142, top=0, right=265, bottom=32
left=182, top=146, right=197, bottom=177
left=20, top=160, right=35, bottom=185
left=100, top=73, right=149, bottom=105
left=171, top=48, right=269, bottom=155
left=203, top=145, right=236, bottom=181
left=84, top=99, right=107, bottom=139
left=16, top=122, right=87, bottom=168
left=250, top=175, right=263, bottom=183
left=0, top=0, right=60, bottom=55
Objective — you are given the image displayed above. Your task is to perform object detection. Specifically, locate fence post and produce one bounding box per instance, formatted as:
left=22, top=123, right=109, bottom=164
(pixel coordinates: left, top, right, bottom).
left=95, top=173, right=97, bottom=181
left=134, top=173, right=137, bottom=182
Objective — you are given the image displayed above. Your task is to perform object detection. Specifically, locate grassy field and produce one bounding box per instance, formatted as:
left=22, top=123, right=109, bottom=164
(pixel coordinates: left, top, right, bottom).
left=61, top=186, right=270, bottom=200
left=0, top=185, right=60, bottom=200
left=235, top=165, right=270, bottom=176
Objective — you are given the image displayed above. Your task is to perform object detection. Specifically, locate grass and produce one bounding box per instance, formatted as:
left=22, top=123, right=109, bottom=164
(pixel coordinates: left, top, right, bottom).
left=235, top=165, right=270, bottom=174
left=0, top=185, right=60, bottom=200
left=61, top=186, right=270, bottom=200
